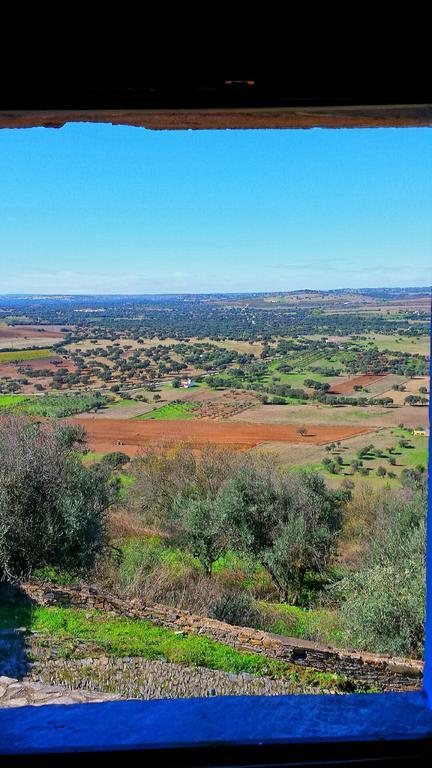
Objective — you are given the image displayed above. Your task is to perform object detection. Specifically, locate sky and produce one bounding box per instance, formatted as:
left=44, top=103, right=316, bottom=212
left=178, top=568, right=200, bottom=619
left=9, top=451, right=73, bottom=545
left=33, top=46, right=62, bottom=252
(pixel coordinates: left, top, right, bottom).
left=0, top=125, right=431, bottom=294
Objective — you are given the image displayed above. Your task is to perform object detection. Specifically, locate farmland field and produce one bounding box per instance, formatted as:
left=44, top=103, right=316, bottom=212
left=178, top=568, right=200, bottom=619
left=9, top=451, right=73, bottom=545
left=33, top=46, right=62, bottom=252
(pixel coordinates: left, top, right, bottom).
left=0, top=393, right=107, bottom=418
left=136, top=402, right=198, bottom=420
left=0, top=394, right=29, bottom=409
left=0, top=324, right=65, bottom=339
left=0, top=348, right=55, bottom=362
left=304, top=333, right=430, bottom=356
left=329, top=374, right=389, bottom=395
left=361, top=333, right=431, bottom=355
left=230, top=402, right=429, bottom=429
left=69, top=417, right=373, bottom=455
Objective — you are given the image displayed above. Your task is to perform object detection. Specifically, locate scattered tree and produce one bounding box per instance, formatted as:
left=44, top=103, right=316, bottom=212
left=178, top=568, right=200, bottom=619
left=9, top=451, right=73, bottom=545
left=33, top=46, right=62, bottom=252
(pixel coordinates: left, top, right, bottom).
left=0, top=414, right=113, bottom=582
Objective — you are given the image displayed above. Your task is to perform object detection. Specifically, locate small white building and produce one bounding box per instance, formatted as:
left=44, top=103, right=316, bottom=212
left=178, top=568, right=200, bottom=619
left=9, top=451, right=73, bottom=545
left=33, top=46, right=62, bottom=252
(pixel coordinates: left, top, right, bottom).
left=180, top=377, right=193, bottom=388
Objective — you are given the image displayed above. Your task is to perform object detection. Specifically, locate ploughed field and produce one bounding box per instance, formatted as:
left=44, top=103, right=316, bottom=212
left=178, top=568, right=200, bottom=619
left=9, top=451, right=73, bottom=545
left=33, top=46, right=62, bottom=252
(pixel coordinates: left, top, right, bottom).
left=0, top=325, right=65, bottom=340
left=69, top=417, right=373, bottom=455
left=328, top=374, right=389, bottom=395
left=0, top=324, right=67, bottom=351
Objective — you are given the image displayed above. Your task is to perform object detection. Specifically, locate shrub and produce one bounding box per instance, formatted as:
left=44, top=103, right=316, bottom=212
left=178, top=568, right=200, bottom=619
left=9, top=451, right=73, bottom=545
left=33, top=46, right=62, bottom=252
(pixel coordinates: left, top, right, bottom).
left=210, top=590, right=260, bottom=628
left=220, top=467, right=344, bottom=605
left=336, top=483, right=426, bottom=657
left=341, top=479, right=355, bottom=490
left=0, top=414, right=113, bottom=581
left=100, top=451, right=131, bottom=470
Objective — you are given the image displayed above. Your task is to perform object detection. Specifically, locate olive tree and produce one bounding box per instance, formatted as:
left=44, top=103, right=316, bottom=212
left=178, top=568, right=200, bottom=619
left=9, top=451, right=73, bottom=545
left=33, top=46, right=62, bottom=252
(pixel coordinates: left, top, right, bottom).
left=220, top=466, right=344, bottom=604
left=0, top=414, right=114, bottom=582
left=336, top=481, right=426, bottom=657
left=173, top=494, right=228, bottom=576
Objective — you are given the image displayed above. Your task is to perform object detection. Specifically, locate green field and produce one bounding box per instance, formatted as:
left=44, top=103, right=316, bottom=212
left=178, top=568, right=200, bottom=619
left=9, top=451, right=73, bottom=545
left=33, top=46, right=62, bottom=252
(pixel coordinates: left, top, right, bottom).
left=269, top=370, right=332, bottom=385
left=298, top=428, right=428, bottom=489
left=363, top=334, right=430, bottom=355
left=0, top=395, right=29, bottom=409
left=0, top=348, right=53, bottom=362
left=135, top=402, right=198, bottom=420
left=0, top=393, right=106, bottom=418
left=108, top=398, right=138, bottom=408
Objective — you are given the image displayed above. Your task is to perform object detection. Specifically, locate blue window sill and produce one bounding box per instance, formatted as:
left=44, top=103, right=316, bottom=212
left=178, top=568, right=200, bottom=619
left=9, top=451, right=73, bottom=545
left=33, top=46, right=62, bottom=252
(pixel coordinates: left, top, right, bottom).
left=1, top=692, right=432, bottom=756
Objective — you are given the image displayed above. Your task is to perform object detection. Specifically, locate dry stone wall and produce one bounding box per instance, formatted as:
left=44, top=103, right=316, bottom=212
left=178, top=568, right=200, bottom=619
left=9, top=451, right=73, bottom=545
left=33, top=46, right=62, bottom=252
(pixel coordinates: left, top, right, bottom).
left=21, top=583, right=423, bottom=691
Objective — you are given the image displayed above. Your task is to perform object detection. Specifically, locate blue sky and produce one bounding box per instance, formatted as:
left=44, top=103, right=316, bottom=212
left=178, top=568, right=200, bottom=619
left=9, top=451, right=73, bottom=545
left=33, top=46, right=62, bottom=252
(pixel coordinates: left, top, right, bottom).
left=0, top=125, right=431, bottom=294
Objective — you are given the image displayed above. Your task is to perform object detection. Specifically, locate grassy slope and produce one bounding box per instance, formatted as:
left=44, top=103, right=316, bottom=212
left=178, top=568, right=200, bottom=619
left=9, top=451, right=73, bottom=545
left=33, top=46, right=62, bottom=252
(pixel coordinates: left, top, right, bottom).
left=294, top=428, right=428, bottom=489
left=0, top=604, right=357, bottom=692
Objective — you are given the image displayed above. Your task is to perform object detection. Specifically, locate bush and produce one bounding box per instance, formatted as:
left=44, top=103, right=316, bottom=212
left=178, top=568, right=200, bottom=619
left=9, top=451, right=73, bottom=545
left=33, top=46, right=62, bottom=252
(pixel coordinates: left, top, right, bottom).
left=220, top=467, right=344, bottom=604
left=336, top=484, right=426, bottom=657
left=210, top=590, right=260, bottom=628
left=0, top=414, right=113, bottom=581
left=100, top=451, right=131, bottom=470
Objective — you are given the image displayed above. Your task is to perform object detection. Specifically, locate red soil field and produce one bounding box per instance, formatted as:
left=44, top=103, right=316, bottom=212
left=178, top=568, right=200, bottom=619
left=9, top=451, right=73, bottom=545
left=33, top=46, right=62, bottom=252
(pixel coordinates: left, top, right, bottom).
left=17, top=357, right=74, bottom=371
left=70, top=418, right=373, bottom=456
left=329, top=374, right=388, bottom=395
left=0, top=357, right=74, bottom=378
left=0, top=325, right=65, bottom=339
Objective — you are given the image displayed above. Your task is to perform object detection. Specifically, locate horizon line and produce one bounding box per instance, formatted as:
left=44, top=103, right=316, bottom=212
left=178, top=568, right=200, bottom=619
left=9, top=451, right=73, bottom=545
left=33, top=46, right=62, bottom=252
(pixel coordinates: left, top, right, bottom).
left=0, top=286, right=430, bottom=299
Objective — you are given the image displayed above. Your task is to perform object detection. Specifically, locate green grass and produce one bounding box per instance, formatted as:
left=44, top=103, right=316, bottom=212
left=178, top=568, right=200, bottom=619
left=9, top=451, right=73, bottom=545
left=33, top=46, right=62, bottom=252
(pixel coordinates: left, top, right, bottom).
left=0, top=348, right=53, bottom=362
left=0, top=393, right=107, bottom=418
left=108, top=398, right=138, bottom=408
left=362, top=334, right=430, bottom=355
left=396, top=437, right=428, bottom=468
left=81, top=451, right=107, bottom=464
left=322, top=407, right=389, bottom=423
left=268, top=371, right=306, bottom=383
left=0, top=603, right=359, bottom=692
left=259, top=602, right=345, bottom=646
left=135, top=402, right=198, bottom=420
left=117, top=536, right=200, bottom=589
left=0, top=394, right=30, bottom=409
left=0, top=316, right=31, bottom=324
left=304, top=430, right=428, bottom=490
left=309, top=358, right=344, bottom=371
left=117, top=473, right=135, bottom=500
left=344, top=409, right=389, bottom=420
left=266, top=365, right=336, bottom=389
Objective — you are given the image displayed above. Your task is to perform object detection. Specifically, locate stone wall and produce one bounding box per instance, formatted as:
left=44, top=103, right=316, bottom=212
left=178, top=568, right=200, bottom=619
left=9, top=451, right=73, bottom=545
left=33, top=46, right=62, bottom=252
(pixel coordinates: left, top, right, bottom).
left=20, top=582, right=423, bottom=691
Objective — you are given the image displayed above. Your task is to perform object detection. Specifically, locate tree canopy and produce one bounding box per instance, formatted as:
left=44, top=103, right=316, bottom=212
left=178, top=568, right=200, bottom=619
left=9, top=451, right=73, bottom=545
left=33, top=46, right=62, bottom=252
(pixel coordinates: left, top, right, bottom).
left=0, top=414, right=115, bottom=581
